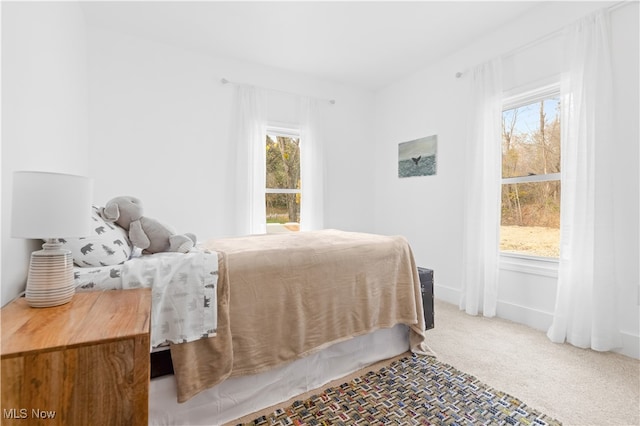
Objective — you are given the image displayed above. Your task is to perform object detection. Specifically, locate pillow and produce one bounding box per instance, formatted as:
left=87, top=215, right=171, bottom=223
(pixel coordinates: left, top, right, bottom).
left=56, top=206, right=132, bottom=267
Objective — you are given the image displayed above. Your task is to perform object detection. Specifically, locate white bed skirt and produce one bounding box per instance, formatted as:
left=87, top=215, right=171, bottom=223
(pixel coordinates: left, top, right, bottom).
left=149, top=324, right=410, bottom=426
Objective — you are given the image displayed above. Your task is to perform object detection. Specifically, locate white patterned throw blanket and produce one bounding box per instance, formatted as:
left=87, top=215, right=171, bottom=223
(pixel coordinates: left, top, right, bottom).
left=74, top=248, right=218, bottom=348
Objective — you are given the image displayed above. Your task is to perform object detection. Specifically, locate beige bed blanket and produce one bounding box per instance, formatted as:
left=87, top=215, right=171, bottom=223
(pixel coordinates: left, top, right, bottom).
left=169, top=229, right=430, bottom=403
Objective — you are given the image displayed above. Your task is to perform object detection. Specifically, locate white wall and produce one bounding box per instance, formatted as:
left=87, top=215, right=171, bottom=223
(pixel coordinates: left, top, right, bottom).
left=1, top=2, right=89, bottom=306
left=609, top=3, right=640, bottom=358
left=0, top=2, right=376, bottom=306
left=372, top=1, right=639, bottom=358
left=86, top=27, right=376, bottom=241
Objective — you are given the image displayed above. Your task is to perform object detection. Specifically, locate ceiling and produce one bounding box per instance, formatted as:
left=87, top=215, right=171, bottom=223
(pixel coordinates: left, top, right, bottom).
left=80, top=1, right=544, bottom=91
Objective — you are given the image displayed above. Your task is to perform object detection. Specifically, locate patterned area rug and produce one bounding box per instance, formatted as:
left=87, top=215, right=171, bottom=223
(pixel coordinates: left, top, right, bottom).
left=238, top=354, right=561, bottom=425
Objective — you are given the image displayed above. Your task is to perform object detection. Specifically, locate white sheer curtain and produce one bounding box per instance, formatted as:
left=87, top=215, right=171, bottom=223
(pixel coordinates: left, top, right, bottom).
left=231, top=85, right=267, bottom=235
left=460, top=58, right=503, bottom=317
left=299, top=97, right=324, bottom=231
left=547, top=10, right=621, bottom=351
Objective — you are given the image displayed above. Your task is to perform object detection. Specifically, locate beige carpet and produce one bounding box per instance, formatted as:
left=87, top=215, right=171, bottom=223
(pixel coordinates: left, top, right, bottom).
left=426, top=300, right=639, bottom=426
left=229, top=299, right=640, bottom=426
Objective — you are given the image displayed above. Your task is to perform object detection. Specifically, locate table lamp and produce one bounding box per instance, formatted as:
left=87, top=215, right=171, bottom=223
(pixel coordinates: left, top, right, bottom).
left=11, top=171, right=93, bottom=308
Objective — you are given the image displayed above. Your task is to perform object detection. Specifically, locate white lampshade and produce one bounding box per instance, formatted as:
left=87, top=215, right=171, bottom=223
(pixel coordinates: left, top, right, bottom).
left=11, top=171, right=93, bottom=308
left=12, top=171, right=93, bottom=239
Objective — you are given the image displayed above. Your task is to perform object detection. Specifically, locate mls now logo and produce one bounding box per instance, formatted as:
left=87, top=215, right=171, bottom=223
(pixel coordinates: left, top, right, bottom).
left=3, top=408, right=56, bottom=419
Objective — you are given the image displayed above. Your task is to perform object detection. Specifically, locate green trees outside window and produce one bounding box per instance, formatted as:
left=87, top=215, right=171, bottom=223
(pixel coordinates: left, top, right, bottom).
left=266, top=133, right=301, bottom=229
left=501, top=95, right=561, bottom=258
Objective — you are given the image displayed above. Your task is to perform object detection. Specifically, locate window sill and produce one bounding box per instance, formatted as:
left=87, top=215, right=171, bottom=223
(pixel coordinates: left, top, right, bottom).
left=499, top=252, right=559, bottom=278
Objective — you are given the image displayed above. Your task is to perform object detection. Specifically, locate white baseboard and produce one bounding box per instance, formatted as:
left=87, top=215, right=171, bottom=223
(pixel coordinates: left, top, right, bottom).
left=616, top=331, right=640, bottom=359
left=434, top=284, right=640, bottom=360
left=433, top=284, right=459, bottom=307
left=434, top=284, right=555, bottom=332
left=496, top=300, right=554, bottom=332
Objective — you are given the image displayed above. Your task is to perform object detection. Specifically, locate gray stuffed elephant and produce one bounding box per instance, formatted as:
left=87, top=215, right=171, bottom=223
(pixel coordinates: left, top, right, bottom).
left=100, top=196, right=196, bottom=254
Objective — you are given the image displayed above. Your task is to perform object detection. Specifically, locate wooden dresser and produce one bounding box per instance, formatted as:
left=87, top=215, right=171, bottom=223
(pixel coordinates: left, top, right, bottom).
left=0, top=288, right=151, bottom=426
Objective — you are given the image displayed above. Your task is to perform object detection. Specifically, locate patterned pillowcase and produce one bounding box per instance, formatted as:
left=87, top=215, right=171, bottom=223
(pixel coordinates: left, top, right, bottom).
left=57, top=206, right=132, bottom=267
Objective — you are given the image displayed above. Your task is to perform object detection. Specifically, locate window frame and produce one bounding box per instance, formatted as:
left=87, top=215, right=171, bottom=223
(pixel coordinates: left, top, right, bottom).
left=265, top=125, right=301, bottom=195
left=500, top=82, right=562, bottom=261
left=264, top=124, right=302, bottom=231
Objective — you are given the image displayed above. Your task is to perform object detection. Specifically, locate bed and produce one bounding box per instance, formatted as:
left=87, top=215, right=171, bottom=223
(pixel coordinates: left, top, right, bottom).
left=74, top=229, right=431, bottom=425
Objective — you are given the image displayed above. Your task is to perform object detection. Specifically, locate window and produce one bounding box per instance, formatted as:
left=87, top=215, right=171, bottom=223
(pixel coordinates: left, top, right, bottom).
left=265, top=127, right=301, bottom=234
left=500, top=85, right=561, bottom=258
